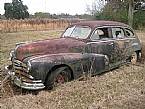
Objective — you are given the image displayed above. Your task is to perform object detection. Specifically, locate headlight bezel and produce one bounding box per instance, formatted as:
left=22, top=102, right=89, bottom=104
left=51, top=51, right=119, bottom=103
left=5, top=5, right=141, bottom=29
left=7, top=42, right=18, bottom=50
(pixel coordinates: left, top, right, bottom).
left=9, top=50, right=15, bottom=60
left=27, top=61, right=32, bottom=72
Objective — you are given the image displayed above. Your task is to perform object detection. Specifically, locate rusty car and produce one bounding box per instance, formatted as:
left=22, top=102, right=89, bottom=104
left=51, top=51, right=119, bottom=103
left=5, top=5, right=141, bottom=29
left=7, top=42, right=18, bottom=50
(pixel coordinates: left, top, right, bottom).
left=5, top=20, right=142, bottom=90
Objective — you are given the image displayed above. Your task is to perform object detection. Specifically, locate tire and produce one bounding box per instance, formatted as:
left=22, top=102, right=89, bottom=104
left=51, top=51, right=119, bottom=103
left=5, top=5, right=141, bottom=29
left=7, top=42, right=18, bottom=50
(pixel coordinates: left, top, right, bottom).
left=45, top=67, right=72, bottom=89
left=130, top=52, right=138, bottom=64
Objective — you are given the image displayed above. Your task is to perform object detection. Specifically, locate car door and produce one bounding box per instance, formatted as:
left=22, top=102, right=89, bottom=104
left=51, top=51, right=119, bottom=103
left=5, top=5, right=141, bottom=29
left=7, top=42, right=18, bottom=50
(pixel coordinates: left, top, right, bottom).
left=111, top=27, right=130, bottom=62
left=123, top=28, right=141, bottom=56
left=87, top=27, right=118, bottom=72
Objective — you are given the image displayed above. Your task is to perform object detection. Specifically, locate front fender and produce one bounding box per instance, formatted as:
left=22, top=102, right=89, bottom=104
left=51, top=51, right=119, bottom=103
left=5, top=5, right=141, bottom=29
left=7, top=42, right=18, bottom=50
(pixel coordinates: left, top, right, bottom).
left=27, top=53, right=108, bottom=82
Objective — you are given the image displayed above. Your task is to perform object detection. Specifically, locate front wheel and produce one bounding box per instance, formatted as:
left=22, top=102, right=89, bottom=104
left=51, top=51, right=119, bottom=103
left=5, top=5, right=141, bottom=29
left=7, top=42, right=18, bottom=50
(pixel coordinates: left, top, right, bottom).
left=45, top=67, right=72, bottom=89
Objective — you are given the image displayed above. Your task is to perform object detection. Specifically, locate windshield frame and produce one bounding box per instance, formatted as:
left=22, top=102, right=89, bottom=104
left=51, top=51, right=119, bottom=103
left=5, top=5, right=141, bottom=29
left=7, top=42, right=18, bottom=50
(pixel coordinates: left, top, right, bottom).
left=61, top=25, right=92, bottom=39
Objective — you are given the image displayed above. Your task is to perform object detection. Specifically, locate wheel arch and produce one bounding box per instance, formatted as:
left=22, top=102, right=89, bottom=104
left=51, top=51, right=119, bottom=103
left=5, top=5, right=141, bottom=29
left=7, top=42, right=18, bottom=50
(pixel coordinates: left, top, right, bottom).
left=44, top=64, right=74, bottom=84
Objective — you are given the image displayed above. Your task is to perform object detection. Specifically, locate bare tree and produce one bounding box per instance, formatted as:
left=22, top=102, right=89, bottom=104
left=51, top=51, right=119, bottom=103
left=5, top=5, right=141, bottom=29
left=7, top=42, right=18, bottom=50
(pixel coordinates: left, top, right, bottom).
left=128, top=0, right=134, bottom=27
left=99, top=0, right=145, bottom=27
left=86, top=0, right=105, bottom=15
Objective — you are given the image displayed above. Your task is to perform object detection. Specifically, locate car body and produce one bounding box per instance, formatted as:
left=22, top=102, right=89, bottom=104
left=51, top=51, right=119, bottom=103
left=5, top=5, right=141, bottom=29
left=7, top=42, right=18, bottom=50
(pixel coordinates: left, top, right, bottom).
left=5, top=20, right=142, bottom=90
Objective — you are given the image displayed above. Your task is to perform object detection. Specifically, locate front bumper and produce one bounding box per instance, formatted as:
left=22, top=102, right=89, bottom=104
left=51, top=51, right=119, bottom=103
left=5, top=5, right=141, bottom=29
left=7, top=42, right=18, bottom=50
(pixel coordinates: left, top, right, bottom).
left=5, top=65, right=45, bottom=90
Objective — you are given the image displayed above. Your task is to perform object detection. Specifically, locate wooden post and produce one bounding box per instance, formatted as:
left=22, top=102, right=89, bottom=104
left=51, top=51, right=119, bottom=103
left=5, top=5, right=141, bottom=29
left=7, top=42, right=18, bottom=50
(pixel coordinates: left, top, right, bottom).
left=128, top=0, right=134, bottom=27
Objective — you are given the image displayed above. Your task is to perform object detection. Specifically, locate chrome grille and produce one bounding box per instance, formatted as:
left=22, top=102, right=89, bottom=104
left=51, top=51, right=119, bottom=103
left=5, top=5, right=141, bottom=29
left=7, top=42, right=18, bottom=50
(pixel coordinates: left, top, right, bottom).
left=12, top=59, right=28, bottom=73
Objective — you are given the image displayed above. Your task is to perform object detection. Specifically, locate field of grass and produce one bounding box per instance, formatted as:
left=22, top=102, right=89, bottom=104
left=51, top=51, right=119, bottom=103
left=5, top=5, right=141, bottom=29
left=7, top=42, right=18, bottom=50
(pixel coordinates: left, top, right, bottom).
left=0, top=30, right=63, bottom=68
left=0, top=30, right=145, bottom=109
left=0, top=19, right=69, bottom=32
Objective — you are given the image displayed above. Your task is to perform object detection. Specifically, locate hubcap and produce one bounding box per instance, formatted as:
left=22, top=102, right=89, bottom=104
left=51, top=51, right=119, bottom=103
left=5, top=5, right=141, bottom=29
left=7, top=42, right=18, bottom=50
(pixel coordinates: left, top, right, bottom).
left=54, top=71, right=68, bottom=86
left=55, top=74, right=65, bottom=84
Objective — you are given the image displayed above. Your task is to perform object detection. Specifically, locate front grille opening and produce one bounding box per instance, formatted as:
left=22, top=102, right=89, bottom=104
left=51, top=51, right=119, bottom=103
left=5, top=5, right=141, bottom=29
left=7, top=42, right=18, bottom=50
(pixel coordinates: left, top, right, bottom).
left=12, top=59, right=28, bottom=73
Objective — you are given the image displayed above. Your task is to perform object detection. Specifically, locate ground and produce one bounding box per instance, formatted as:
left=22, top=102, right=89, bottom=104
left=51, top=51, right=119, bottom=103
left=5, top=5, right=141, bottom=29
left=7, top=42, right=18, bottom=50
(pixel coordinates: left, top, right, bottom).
left=0, top=30, right=145, bottom=109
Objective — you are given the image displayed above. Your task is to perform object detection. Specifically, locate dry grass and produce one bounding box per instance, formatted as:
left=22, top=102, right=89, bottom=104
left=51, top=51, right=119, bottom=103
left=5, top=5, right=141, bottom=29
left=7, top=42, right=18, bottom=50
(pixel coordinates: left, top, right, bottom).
left=0, top=19, right=70, bottom=33
left=1, top=64, right=145, bottom=109
left=0, top=30, right=63, bottom=98
left=0, top=30, right=63, bottom=68
left=0, top=30, right=145, bottom=109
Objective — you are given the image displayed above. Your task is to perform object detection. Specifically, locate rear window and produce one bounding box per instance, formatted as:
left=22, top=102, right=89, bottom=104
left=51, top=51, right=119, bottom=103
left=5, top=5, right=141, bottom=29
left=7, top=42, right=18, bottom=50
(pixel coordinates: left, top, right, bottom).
left=124, top=28, right=135, bottom=38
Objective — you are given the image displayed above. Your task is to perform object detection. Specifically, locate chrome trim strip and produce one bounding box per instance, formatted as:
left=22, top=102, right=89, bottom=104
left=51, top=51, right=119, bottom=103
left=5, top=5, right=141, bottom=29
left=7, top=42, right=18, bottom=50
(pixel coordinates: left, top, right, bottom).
left=14, top=77, right=45, bottom=90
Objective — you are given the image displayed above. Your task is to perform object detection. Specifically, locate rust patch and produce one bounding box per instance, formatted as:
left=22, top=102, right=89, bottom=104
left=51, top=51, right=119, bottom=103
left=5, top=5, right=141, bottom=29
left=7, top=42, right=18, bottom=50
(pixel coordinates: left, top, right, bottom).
left=16, top=38, right=86, bottom=61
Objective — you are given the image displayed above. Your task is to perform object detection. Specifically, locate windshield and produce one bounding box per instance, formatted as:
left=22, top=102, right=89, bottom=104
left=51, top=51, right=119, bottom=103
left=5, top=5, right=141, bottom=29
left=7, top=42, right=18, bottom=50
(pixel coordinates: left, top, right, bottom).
left=62, top=26, right=91, bottom=39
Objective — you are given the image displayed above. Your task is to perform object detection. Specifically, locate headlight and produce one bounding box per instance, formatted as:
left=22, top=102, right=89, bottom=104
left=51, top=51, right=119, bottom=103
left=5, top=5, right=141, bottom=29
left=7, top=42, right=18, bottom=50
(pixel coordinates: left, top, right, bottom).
left=27, top=61, right=32, bottom=72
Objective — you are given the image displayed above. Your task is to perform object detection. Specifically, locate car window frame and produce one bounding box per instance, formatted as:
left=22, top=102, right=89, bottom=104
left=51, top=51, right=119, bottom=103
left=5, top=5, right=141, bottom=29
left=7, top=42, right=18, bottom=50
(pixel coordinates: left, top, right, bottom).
left=90, top=26, right=111, bottom=41
left=111, top=27, right=126, bottom=39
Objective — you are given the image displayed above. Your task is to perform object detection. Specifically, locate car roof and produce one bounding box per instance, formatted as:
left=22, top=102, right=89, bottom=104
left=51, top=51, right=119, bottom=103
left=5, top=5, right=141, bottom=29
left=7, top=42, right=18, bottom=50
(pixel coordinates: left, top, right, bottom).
left=71, top=20, right=130, bottom=29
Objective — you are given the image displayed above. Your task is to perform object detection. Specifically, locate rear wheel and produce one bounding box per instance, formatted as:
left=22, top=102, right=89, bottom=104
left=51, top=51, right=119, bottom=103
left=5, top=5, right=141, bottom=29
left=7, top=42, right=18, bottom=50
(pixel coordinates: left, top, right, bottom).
left=45, top=67, right=72, bottom=89
left=130, top=51, right=141, bottom=64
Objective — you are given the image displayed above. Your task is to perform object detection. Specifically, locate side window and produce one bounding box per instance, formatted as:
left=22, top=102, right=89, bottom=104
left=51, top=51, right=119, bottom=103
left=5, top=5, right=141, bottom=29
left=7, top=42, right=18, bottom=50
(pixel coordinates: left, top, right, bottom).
left=91, top=28, right=109, bottom=40
left=112, top=27, right=125, bottom=38
left=124, top=28, right=134, bottom=38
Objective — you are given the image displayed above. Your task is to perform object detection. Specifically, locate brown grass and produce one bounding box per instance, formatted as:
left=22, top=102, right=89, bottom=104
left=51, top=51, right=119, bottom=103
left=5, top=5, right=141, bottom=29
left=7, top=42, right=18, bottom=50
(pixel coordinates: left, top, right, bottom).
left=1, top=64, right=145, bottom=109
left=0, top=30, right=63, bottom=68
left=0, top=19, right=70, bottom=33
left=0, top=30, right=145, bottom=109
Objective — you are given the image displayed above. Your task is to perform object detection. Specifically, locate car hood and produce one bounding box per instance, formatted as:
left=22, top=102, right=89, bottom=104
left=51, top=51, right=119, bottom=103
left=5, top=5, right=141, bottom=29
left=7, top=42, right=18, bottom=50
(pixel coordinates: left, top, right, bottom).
left=15, top=38, right=86, bottom=61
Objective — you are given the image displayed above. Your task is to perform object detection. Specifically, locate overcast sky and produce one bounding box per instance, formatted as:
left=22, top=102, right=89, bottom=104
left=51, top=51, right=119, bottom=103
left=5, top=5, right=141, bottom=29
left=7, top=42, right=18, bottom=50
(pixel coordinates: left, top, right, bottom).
left=0, top=0, right=94, bottom=15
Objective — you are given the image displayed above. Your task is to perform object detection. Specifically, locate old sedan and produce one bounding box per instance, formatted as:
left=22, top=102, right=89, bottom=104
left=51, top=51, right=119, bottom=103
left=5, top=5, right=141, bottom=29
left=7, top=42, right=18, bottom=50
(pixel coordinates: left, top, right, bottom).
left=5, top=20, right=141, bottom=90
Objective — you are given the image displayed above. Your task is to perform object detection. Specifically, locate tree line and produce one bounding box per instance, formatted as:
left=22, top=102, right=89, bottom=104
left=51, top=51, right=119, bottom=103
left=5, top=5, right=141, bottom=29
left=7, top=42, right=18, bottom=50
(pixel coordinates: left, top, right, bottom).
left=87, top=0, right=145, bottom=29
left=2, top=0, right=145, bottom=29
